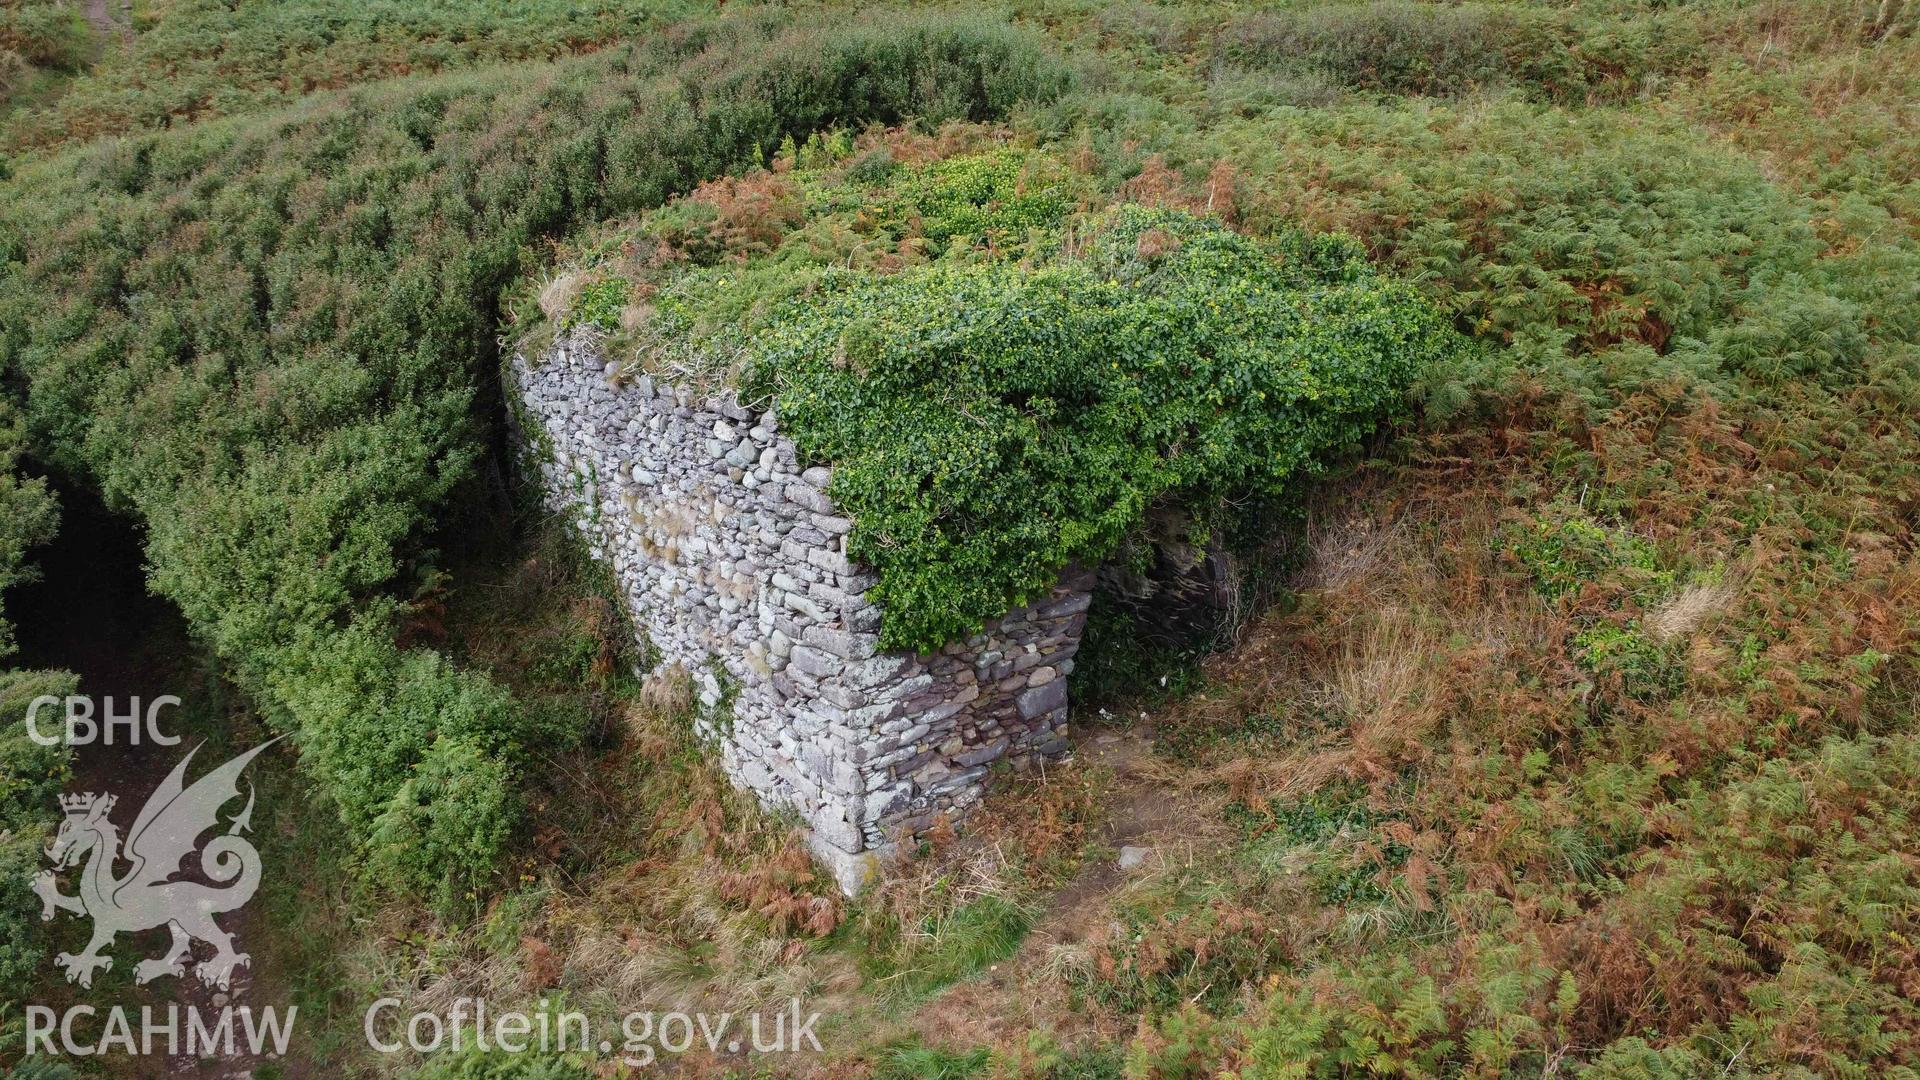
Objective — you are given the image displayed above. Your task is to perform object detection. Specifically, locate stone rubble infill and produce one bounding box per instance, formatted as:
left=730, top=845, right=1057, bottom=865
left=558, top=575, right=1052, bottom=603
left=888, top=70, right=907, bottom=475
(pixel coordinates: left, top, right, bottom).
left=510, top=332, right=1091, bottom=892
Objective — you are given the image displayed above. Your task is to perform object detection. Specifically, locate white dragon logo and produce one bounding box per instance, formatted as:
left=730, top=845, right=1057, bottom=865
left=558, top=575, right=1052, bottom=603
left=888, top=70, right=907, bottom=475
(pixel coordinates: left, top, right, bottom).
left=29, top=738, right=281, bottom=990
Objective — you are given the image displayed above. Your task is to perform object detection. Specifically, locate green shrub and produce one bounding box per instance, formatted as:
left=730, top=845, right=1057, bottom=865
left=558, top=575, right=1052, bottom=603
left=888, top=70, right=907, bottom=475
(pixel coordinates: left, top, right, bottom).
left=269, top=616, right=566, bottom=833
left=0, top=408, right=69, bottom=1000
left=0, top=0, right=92, bottom=75
left=0, top=401, right=56, bottom=660
left=0, top=668, right=76, bottom=1003
left=744, top=205, right=1463, bottom=650
left=567, top=276, right=631, bottom=333
left=1221, top=1, right=1702, bottom=104
left=365, top=736, right=522, bottom=915
left=3, top=0, right=706, bottom=149
left=887, top=148, right=1077, bottom=248
left=1508, top=510, right=1667, bottom=602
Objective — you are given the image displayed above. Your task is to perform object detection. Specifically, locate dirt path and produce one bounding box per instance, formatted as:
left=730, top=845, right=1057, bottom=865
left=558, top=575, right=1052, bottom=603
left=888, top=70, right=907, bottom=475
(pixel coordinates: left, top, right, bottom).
left=62, top=718, right=281, bottom=1079
left=80, top=0, right=132, bottom=42
left=907, top=724, right=1228, bottom=1050
left=12, top=489, right=289, bottom=1078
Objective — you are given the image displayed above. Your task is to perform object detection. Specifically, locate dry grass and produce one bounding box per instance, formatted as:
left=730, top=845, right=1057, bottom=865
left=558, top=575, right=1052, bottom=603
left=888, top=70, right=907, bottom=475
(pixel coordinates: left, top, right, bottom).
left=1646, top=579, right=1736, bottom=641
left=1332, top=605, right=1447, bottom=767
left=536, top=269, right=582, bottom=323
left=638, top=664, right=694, bottom=720
left=1296, top=510, right=1405, bottom=592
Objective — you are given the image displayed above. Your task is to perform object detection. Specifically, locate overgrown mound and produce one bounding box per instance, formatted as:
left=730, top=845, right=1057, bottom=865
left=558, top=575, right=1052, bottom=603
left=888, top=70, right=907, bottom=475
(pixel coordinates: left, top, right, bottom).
left=537, top=144, right=1468, bottom=650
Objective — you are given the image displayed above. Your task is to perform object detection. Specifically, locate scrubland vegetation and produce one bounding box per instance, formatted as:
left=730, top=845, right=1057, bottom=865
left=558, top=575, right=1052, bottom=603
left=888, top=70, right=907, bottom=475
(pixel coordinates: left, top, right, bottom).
left=1, top=0, right=715, bottom=148
left=2, top=0, right=1919, bottom=1076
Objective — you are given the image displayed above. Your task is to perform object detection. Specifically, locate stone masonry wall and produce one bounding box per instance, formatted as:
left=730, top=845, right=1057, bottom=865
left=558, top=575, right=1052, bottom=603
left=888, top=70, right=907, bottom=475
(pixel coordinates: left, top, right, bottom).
left=511, top=332, right=1091, bottom=891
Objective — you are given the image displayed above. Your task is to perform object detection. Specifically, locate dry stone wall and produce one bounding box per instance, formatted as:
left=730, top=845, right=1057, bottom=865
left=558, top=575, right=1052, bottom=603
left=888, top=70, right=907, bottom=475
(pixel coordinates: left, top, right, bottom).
left=511, top=332, right=1090, bottom=891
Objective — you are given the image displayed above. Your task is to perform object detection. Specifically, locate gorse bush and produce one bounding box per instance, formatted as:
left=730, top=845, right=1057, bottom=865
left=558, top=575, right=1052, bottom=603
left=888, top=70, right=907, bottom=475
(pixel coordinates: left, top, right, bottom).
left=0, top=398, right=65, bottom=1009
left=0, top=0, right=92, bottom=100
left=0, top=669, right=74, bottom=996
left=0, top=399, right=54, bottom=660
left=1, top=0, right=710, bottom=150
left=1222, top=1, right=1703, bottom=104
left=0, top=10, right=1070, bottom=908
left=365, top=735, right=521, bottom=914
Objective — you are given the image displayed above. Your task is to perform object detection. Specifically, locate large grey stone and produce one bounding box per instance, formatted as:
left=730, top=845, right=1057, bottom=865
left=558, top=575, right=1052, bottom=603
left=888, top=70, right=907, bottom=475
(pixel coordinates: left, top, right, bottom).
left=1017, top=679, right=1069, bottom=721
left=787, top=644, right=841, bottom=679
left=785, top=484, right=834, bottom=514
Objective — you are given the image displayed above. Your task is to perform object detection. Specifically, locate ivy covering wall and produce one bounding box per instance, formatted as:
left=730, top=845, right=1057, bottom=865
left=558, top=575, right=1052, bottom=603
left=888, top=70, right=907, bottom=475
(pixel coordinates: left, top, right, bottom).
left=549, top=147, right=1469, bottom=652
left=755, top=207, right=1461, bottom=650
